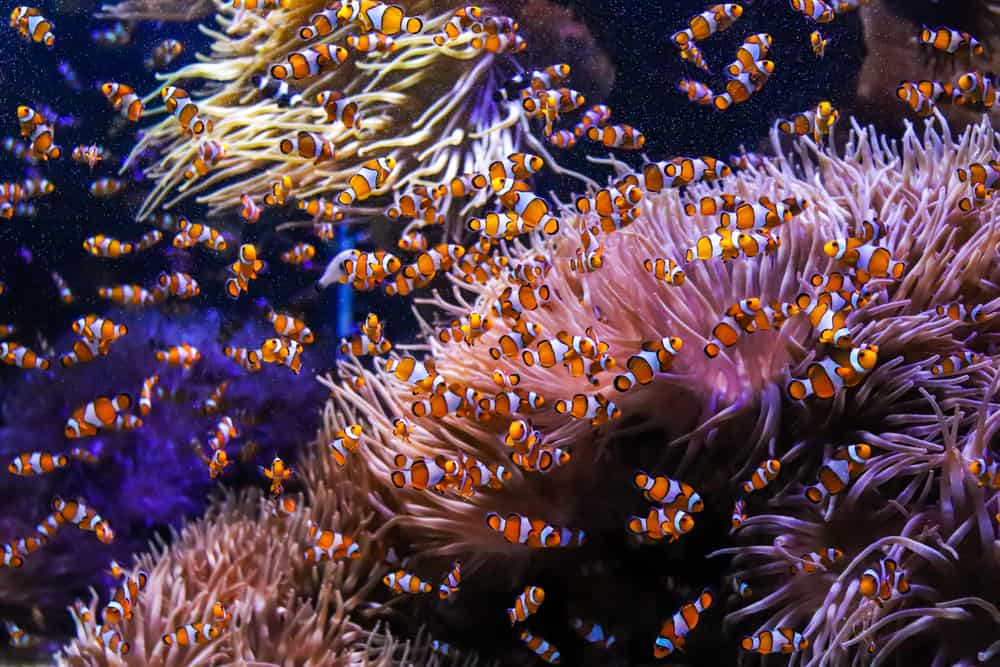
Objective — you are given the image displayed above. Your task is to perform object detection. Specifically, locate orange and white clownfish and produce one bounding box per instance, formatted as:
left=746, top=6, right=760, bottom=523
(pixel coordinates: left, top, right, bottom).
left=485, top=512, right=584, bottom=548
left=671, top=4, right=742, bottom=46
left=72, top=315, right=127, bottom=344
left=786, top=344, right=879, bottom=401
left=260, top=337, right=304, bottom=374
left=102, top=569, right=148, bottom=624
left=653, top=589, right=714, bottom=658
left=329, top=424, right=363, bottom=466
left=438, top=559, right=461, bottom=600
left=161, top=85, right=213, bottom=136
left=279, top=130, right=335, bottom=162
left=337, top=157, right=396, bottom=205
left=804, top=443, right=873, bottom=503
left=267, top=310, right=314, bottom=344
left=383, top=569, right=432, bottom=594
left=207, top=416, right=238, bottom=451
left=162, top=623, right=220, bottom=647
left=174, top=219, right=226, bottom=251
left=385, top=355, right=438, bottom=390
left=223, top=345, right=262, bottom=372
left=8, top=451, right=68, bottom=476
left=967, top=456, right=999, bottom=488
left=83, top=234, right=133, bottom=258
left=823, top=236, right=905, bottom=284
left=51, top=271, right=74, bottom=303
left=554, top=392, right=620, bottom=426
left=0, top=341, right=51, bottom=370
left=508, top=586, right=545, bottom=625
left=390, top=453, right=450, bottom=491
left=519, top=629, right=561, bottom=664
left=101, top=82, right=143, bottom=121
left=53, top=496, right=114, bottom=543
left=920, top=25, right=984, bottom=58
left=859, top=557, right=910, bottom=603
left=98, top=284, right=155, bottom=306
left=789, top=0, right=835, bottom=23
left=643, top=257, right=685, bottom=286
left=138, top=375, right=159, bottom=415
left=632, top=470, right=703, bottom=512
left=613, top=337, right=682, bottom=391
left=741, top=459, right=781, bottom=494
left=931, top=350, right=982, bottom=375
left=304, top=520, right=360, bottom=561
left=790, top=547, right=844, bottom=574
left=335, top=1, right=423, bottom=36
left=810, top=30, right=827, bottom=57
left=157, top=271, right=200, bottom=300
left=627, top=505, right=694, bottom=542
left=731, top=498, right=747, bottom=532
left=260, top=457, right=292, bottom=495
left=64, top=394, right=138, bottom=438
left=741, top=628, right=809, bottom=654
left=155, top=343, right=201, bottom=369
left=95, top=625, right=130, bottom=656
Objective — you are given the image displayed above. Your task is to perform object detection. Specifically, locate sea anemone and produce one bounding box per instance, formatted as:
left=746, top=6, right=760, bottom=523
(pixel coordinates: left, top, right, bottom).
left=123, top=0, right=580, bottom=238
left=309, top=112, right=1000, bottom=663
left=0, top=307, right=325, bottom=640
left=56, top=483, right=400, bottom=666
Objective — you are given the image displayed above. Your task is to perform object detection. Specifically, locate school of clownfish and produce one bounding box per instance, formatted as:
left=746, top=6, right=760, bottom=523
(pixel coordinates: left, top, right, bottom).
left=3, top=0, right=1000, bottom=660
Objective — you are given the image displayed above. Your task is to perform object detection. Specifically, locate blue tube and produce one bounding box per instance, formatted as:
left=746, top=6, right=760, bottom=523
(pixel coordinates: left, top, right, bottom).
left=335, top=225, right=354, bottom=339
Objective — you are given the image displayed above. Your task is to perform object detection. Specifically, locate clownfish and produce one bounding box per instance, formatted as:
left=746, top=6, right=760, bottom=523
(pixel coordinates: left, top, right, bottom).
left=786, top=344, right=879, bottom=401
left=791, top=547, right=844, bottom=574
left=741, top=459, right=781, bottom=494
left=671, top=4, right=742, bottom=46
left=628, top=505, right=694, bottom=542
left=162, top=623, right=220, bottom=647
left=338, top=157, right=396, bottom=205
left=613, top=337, right=682, bottom=391
left=920, top=25, right=984, bottom=58
left=486, top=512, right=584, bottom=548
left=8, top=451, right=68, bottom=476
left=64, top=394, right=138, bottom=438
left=156, top=343, right=201, bottom=369
left=53, top=496, right=114, bottom=543
left=810, top=30, right=827, bottom=57
left=161, top=85, right=213, bottom=136
left=508, top=586, right=545, bottom=625
left=383, top=569, right=432, bottom=594
left=805, top=443, right=873, bottom=503
left=789, top=0, right=835, bottom=23
left=1, top=341, right=51, bottom=370
left=260, top=457, right=292, bottom=495
left=102, top=569, right=148, bottom=624
left=859, top=557, right=910, bottom=603
left=329, top=424, right=363, bottom=466
left=260, top=337, right=304, bottom=374
left=632, top=470, right=703, bottom=512
left=654, top=589, right=714, bottom=658
left=519, top=630, right=561, bottom=664
left=223, top=345, right=262, bottom=373
left=438, top=560, right=461, bottom=600
left=304, top=520, right=360, bottom=561
left=741, top=628, right=809, bottom=654
left=157, top=272, right=201, bottom=300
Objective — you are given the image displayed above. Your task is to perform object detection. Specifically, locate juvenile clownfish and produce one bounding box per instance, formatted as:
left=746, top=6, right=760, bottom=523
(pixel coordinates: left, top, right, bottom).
left=627, top=505, right=694, bottom=542
left=260, top=337, right=304, bottom=374
left=260, top=457, right=292, bottom=495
